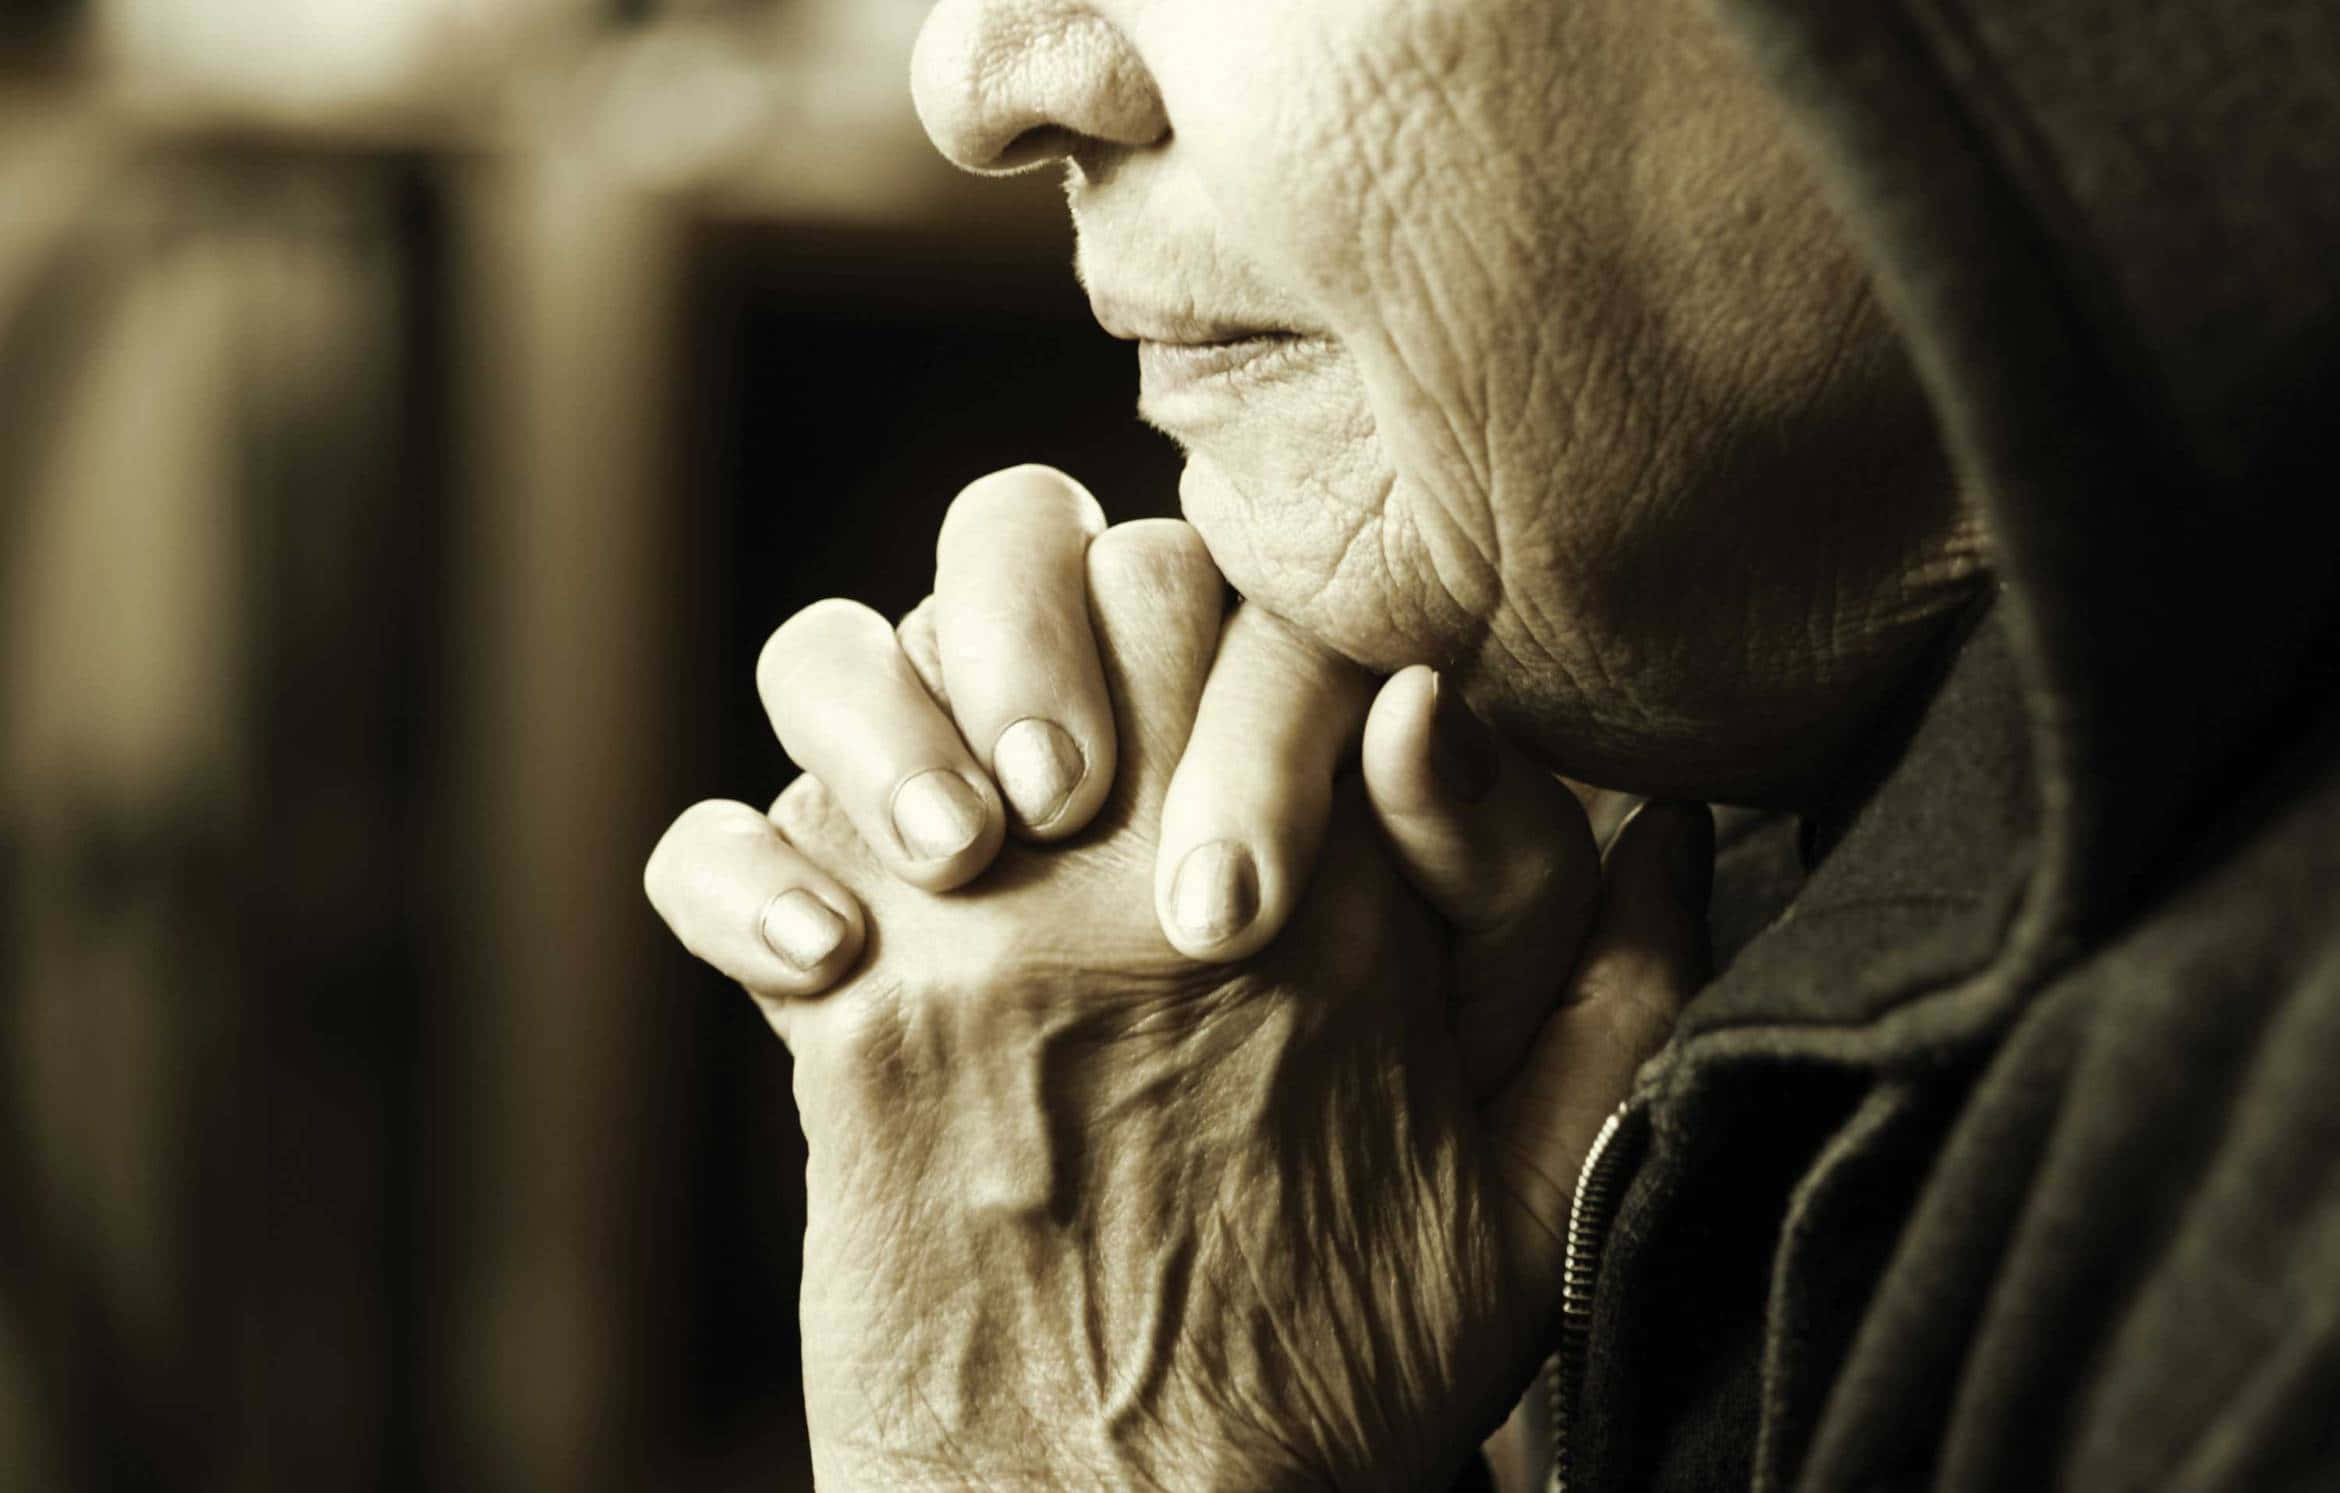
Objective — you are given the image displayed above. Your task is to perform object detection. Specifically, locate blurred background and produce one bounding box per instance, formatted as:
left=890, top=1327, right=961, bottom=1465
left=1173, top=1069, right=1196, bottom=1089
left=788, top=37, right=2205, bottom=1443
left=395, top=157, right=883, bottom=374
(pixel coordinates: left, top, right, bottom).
left=0, top=2, right=1181, bottom=1487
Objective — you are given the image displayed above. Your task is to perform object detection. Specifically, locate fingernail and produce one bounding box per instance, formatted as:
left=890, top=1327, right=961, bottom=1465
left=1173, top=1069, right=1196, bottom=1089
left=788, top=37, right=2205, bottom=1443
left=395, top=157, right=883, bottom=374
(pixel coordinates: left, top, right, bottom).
left=1170, top=840, right=1260, bottom=946
left=993, top=717, right=1085, bottom=830
left=1427, top=671, right=1499, bottom=804
left=1656, top=802, right=1714, bottom=911
left=762, top=888, right=847, bottom=971
left=893, top=768, right=986, bottom=861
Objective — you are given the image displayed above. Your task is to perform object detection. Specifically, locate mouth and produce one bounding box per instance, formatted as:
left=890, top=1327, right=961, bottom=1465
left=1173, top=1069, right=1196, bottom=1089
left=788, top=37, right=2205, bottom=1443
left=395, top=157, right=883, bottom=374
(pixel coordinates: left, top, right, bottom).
left=1086, top=292, right=1336, bottom=430
left=1130, top=331, right=1336, bottom=439
left=1136, top=332, right=1313, bottom=388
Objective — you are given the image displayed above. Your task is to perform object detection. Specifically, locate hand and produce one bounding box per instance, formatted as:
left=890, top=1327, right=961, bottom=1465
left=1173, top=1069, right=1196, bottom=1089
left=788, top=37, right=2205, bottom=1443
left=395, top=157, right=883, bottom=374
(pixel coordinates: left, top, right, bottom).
left=642, top=462, right=1549, bottom=988
left=647, top=484, right=1714, bottom=1489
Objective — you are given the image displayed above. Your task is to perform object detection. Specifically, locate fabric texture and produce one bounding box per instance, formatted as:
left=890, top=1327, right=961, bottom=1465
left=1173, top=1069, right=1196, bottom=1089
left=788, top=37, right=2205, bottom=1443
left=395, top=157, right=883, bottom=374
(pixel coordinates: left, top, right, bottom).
left=1557, top=0, right=2340, bottom=1487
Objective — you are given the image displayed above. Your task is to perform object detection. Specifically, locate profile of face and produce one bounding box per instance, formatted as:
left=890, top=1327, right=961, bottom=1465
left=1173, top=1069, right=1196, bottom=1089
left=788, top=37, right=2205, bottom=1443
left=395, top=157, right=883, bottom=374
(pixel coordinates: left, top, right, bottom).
left=912, top=0, right=1983, bottom=805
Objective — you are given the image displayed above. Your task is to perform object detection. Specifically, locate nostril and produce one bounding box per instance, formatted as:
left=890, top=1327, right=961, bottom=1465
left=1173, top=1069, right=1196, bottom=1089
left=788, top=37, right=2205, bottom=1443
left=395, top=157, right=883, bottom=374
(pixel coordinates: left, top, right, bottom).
left=993, top=123, right=1083, bottom=174
left=911, top=0, right=1168, bottom=176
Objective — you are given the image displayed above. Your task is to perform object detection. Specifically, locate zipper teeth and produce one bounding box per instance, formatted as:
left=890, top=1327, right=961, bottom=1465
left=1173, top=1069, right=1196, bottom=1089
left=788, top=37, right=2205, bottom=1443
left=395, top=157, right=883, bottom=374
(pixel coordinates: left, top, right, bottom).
left=1547, top=1101, right=1636, bottom=1493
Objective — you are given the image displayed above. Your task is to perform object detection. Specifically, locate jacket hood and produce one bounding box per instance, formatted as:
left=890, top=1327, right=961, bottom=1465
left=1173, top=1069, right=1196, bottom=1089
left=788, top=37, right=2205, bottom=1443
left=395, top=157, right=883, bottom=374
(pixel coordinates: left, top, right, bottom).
left=1717, top=0, right=2340, bottom=952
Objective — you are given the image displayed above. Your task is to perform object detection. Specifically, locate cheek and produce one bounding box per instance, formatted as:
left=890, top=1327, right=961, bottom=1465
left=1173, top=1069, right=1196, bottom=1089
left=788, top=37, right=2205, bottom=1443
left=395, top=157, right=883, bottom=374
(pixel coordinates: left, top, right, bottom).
left=1166, top=20, right=1585, bottom=513
left=1143, top=1, right=1588, bottom=673
left=1161, top=2, right=1576, bottom=311
left=1145, top=7, right=1382, bottom=308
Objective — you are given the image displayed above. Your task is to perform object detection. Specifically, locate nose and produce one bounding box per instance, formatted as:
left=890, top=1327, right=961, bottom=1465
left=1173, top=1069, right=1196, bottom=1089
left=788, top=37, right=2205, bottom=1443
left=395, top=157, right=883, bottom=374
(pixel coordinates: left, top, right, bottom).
left=912, top=0, right=1168, bottom=174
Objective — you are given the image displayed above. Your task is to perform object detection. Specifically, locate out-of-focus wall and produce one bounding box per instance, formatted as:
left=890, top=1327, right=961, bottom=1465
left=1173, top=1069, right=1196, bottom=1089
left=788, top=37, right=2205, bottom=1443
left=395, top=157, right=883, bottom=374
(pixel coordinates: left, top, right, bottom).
left=0, top=6, right=1181, bottom=1489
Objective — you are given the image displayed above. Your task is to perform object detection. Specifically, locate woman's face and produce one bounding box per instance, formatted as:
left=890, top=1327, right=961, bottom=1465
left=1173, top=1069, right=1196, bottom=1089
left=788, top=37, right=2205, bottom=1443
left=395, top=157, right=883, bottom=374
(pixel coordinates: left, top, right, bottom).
left=912, top=0, right=1978, bottom=801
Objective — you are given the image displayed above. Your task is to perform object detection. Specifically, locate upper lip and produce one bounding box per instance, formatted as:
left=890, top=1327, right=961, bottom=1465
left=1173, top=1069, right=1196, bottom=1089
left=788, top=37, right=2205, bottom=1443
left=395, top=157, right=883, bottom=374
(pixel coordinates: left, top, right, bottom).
left=1087, top=293, right=1302, bottom=346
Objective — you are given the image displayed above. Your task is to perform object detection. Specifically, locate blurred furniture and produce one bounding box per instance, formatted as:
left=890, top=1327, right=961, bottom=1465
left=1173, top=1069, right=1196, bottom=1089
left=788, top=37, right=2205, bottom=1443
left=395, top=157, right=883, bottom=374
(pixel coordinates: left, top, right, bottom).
left=0, top=11, right=1179, bottom=1490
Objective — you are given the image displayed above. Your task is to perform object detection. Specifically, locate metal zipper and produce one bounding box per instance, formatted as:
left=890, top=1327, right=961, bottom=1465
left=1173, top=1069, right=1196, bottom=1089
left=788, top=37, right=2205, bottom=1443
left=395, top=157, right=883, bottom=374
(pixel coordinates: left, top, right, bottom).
left=1546, top=1100, right=1643, bottom=1493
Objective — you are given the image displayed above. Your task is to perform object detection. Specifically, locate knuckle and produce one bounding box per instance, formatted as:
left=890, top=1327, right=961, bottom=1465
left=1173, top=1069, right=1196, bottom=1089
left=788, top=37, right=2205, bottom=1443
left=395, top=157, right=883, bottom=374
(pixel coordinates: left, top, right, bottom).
left=1085, top=518, right=1218, bottom=609
left=895, top=594, right=937, bottom=642
left=793, top=914, right=1027, bottom=1082
left=641, top=838, right=679, bottom=913
left=768, top=775, right=863, bottom=867
left=809, top=983, right=915, bottom=1094
left=1570, top=944, right=1685, bottom=1045
left=944, top=464, right=1104, bottom=542
left=895, top=596, right=947, bottom=688
left=645, top=798, right=762, bottom=909
left=768, top=773, right=833, bottom=835
left=757, top=597, right=886, bottom=698
left=680, top=795, right=776, bottom=846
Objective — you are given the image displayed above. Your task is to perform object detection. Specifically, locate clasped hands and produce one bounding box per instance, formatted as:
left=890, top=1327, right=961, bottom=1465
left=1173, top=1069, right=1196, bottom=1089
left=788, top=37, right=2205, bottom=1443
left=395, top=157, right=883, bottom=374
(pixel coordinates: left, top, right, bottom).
left=646, top=466, right=1712, bottom=1491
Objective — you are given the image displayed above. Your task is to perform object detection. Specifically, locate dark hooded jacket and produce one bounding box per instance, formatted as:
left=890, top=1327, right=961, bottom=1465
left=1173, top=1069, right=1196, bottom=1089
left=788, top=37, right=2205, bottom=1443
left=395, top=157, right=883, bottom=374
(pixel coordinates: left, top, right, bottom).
left=1511, top=0, right=2340, bottom=1488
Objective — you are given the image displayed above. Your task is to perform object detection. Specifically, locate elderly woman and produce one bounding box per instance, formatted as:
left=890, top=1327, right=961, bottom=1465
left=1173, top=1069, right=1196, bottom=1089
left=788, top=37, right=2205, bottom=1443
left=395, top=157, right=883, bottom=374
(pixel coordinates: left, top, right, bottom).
left=647, top=0, right=2340, bottom=1487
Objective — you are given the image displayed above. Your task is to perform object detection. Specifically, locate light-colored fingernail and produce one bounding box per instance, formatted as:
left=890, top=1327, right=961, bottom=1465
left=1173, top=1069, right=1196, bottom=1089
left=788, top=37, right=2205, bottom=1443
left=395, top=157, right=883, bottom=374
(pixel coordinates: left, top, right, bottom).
left=761, top=888, right=847, bottom=971
left=994, top=717, right=1085, bottom=830
left=892, top=768, right=986, bottom=861
left=1170, top=840, right=1260, bottom=946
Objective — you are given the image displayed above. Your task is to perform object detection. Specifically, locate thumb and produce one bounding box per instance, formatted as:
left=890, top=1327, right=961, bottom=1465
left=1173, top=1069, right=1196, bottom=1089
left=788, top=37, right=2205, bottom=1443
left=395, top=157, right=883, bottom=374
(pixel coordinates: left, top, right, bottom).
left=1487, top=798, right=1712, bottom=1289
left=1154, top=605, right=1377, bottom=961
left=1360, top=666, right=1603, bottom=1097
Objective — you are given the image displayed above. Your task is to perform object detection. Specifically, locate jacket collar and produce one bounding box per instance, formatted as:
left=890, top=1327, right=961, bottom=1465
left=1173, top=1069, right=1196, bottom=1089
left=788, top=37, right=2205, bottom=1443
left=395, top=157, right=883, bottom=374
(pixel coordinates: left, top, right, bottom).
left=1668, top=594, right=2037, bottom=1060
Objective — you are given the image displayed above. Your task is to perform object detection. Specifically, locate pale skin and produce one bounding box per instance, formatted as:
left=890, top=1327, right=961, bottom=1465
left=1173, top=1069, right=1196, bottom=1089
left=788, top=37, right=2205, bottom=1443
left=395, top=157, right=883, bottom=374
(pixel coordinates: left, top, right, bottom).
left=646, top=0, right=1989, bottom=1483
left=650, top=497, right=1712, bottom=1488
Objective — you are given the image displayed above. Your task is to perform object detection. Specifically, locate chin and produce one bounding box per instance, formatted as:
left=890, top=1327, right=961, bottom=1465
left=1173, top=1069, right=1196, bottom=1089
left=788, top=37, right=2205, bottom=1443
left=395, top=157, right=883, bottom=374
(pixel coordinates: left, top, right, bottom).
left=1177, top=451, right=1440, bottom=670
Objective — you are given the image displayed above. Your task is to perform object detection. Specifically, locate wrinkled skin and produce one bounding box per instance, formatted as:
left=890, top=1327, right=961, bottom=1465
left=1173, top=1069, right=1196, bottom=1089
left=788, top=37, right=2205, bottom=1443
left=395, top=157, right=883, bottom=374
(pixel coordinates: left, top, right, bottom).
left=646, top=0, right=1995, bottom=1484
left=646, top=503, right=1710, bottom=1488
left=915, top=0, right=1985, bottom=803
left=771, top=526, right=1562, bottom=1490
